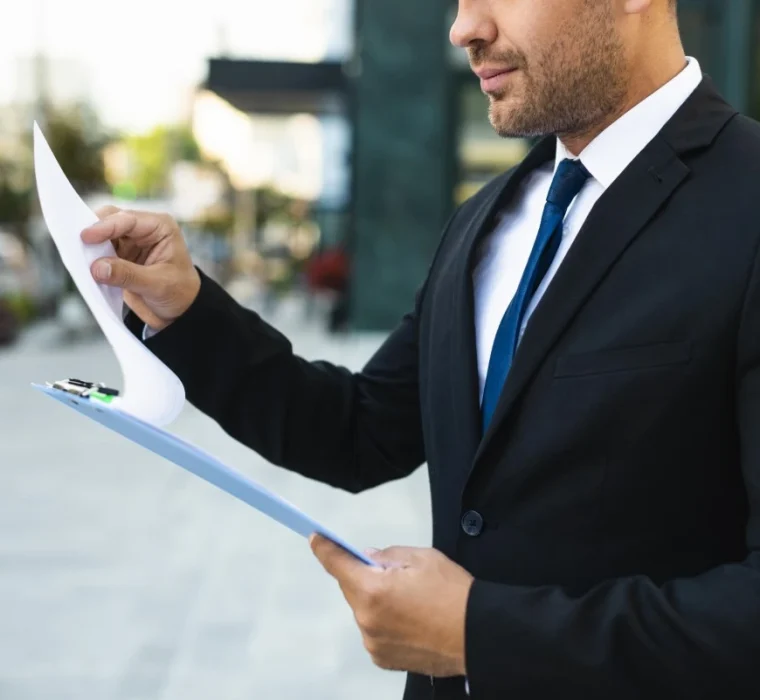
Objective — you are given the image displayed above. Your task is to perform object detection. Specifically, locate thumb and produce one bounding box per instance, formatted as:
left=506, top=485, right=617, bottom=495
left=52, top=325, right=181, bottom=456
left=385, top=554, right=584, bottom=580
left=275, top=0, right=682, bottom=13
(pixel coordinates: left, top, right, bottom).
left=92, top=257, right=157, bottom=295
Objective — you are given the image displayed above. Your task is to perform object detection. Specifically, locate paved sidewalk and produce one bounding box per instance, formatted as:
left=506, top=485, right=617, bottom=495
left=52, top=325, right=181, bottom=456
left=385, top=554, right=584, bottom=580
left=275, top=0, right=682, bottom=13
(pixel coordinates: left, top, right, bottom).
left=0, top=307, right=431, bottom=700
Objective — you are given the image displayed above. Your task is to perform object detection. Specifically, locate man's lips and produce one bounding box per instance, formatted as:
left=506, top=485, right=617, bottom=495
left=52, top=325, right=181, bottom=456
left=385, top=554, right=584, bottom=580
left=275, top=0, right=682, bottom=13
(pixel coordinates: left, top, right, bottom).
left=473, top=67, right=519, bottom=92
left=473, top=67, right=516, bottom=80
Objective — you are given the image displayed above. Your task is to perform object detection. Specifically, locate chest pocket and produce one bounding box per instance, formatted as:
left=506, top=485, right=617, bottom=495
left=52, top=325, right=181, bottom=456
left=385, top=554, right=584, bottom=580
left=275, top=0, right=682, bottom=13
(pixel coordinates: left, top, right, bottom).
left=554, top=340, right=692, bottom=378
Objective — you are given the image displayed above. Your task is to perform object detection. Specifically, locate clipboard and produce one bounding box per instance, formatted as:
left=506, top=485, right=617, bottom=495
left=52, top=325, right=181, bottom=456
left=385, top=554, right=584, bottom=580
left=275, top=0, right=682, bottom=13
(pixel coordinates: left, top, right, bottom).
left=32, top=379, right=377, bottom=567
left=30, top=121, right=377, bottom=569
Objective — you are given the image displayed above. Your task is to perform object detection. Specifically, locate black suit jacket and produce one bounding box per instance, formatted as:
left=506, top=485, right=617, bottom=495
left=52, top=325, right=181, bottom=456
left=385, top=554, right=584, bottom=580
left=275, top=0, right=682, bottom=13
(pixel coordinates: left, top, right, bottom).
left=129, top=76, right=760, bottom=699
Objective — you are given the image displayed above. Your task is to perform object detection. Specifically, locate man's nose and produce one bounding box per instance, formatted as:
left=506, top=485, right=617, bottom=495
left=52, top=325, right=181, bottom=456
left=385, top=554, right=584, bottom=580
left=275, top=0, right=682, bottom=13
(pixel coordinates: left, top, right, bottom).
left=449, top=1, right=498, bottom=48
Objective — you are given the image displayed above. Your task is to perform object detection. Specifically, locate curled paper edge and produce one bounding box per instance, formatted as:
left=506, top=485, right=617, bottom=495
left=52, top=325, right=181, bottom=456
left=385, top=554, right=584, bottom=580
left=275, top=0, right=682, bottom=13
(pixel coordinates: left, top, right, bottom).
left=33, top=121, right=185, bottom=426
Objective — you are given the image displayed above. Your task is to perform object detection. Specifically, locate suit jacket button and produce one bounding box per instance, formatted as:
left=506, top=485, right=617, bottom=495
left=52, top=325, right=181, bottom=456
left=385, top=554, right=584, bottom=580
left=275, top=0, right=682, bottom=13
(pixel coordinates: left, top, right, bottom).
left=461, top=510, right=484, bottom=536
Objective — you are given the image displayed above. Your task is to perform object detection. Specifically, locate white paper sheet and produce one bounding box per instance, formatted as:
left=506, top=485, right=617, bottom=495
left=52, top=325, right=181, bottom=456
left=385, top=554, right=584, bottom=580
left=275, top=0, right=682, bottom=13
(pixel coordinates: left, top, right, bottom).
left=33, top=122, right=185, bottom=426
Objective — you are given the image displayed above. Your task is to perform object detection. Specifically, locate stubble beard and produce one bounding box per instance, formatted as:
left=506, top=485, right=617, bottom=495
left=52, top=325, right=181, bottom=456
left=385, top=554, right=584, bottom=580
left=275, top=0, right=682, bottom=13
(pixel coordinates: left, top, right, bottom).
left=487, top=11, right=629, bottom=140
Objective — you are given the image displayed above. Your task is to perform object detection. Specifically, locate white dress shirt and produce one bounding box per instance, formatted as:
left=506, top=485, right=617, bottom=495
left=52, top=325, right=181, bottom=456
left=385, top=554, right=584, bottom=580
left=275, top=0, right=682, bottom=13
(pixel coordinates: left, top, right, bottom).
left=472, top=56, right=703, bottom=403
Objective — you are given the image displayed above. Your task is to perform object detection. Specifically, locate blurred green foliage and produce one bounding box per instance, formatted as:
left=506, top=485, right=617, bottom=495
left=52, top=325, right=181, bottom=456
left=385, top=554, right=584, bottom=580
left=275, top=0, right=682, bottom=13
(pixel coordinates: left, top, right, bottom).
left=0, top=174, right=31, bottom=225
left=3, top=292, right=37, bottom=323
left=0, top=103, right=109, bottom=236
left=122, top=125, right=201, bottom=197
left=43, top=105, right=108, bottom=192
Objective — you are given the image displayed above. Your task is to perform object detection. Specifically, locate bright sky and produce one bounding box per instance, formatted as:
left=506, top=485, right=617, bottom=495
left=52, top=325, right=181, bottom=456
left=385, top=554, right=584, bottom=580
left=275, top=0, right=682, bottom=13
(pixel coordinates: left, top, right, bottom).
left=0, top=0, right=352, bottom=133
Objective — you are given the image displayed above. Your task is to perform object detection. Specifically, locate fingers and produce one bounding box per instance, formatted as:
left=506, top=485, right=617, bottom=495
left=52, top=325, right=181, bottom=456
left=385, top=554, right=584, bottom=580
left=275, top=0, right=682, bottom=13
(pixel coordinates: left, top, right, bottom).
left=310, top=533, right=367, bottom=580
left=91, top=256, right=158, bottom=295
left=82, top=210, right=173, bottom=246
left=95, top=205, right=121, bottom=220
left=369, top=546, right=420, bottom=569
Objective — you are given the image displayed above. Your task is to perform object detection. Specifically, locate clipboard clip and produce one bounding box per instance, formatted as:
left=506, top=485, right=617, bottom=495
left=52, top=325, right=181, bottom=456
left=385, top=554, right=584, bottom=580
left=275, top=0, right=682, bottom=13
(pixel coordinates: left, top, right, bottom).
left=46, top=378, right=120, bottom=403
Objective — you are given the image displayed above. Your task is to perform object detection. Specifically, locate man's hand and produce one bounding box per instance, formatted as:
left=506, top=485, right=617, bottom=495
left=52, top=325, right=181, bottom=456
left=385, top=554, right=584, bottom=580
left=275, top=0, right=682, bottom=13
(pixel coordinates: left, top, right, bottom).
left=81, top=206, right=201, bottom=331
left=310, top=534, right=474, bottom=677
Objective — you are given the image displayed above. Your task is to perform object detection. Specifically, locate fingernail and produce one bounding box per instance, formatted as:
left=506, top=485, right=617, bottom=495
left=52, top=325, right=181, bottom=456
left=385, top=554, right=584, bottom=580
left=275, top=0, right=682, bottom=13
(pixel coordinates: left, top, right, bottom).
left=364, top=547, right=380, bottom=556
left=94, top=261, right=111, bottom=281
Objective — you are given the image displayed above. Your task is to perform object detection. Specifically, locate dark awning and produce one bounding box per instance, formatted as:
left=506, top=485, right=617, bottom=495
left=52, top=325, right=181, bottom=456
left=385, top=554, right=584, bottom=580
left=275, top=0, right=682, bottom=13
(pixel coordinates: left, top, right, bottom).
left=203, top=58, right=349, bottom=115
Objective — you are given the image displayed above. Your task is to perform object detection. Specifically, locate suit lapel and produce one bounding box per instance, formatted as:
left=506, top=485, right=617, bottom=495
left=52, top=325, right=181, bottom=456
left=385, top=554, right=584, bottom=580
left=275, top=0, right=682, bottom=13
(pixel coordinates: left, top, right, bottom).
left=449, top=138, right=557, bottom=466
left=468, top=75, right=738, bottom=476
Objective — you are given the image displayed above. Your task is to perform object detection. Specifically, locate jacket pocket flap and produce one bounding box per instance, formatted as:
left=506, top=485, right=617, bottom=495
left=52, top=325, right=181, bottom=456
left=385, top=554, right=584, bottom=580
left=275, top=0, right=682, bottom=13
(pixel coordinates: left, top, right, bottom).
left=554, top=341, right=692, bottom=378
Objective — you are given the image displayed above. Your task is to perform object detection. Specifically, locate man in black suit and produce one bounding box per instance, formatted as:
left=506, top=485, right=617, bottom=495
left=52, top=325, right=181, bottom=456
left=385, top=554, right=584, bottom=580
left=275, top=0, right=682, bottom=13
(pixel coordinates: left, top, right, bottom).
left=82, top=0, right=760, bottom=697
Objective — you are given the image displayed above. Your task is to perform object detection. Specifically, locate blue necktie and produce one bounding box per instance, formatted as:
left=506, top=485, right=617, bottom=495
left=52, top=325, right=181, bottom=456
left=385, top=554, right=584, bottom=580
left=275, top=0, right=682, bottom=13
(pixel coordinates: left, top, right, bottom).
left=481, top=158, right=591, bottom=432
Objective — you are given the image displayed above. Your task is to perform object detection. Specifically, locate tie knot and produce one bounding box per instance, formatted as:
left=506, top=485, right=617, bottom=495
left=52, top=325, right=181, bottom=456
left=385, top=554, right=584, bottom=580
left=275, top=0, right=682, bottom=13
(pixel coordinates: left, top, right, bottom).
left=546, top=158, right=591, bottom=212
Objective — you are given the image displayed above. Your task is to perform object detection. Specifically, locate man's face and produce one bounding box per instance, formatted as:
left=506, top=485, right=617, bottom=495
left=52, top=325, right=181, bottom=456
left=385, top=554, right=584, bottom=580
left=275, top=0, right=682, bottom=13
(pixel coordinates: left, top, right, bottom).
left=450, top=0, right=630, bottom=139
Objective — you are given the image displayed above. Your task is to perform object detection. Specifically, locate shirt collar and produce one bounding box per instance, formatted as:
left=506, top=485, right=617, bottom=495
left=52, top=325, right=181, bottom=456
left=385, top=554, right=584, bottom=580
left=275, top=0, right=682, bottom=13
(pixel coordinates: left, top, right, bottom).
left=555, top=56, right=703, bottom=189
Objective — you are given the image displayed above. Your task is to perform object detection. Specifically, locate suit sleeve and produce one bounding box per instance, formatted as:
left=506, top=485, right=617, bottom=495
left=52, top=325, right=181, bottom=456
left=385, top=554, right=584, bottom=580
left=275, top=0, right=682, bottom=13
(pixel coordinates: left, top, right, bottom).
left=464, top=251, right=760, bottom=699
left=125, top=268, right=427, bottom=494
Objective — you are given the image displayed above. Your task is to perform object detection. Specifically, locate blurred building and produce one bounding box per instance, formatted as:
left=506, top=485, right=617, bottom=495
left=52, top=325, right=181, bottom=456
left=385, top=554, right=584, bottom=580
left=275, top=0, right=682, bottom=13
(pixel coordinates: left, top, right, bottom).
left=193, top=0, right=760, bottom=331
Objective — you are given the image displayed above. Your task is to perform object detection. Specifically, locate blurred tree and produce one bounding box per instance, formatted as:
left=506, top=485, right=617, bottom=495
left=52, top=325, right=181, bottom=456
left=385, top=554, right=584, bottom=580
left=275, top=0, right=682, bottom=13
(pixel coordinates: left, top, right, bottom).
left=42, top=104, right=109, bottom=193
left=0, top=103, right=110, bottom=325
left=197, top=208, right=234, bottom=236
left=0, top=160, right=31, bottom=226
left=124, top=125, right=202, bottom=197
left=255, top=185, right=295, bottom=228
left=0, top=102, right=109, bottom=239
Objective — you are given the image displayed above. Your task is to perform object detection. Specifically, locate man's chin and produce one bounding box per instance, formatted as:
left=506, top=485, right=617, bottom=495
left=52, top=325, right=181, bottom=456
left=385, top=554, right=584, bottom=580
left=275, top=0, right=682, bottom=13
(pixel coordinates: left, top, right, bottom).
left=488, top=120, right=543, bottom=139
left=488, top=106, right=522, bottom=138
left=488, top=101, right=545, bottom=139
